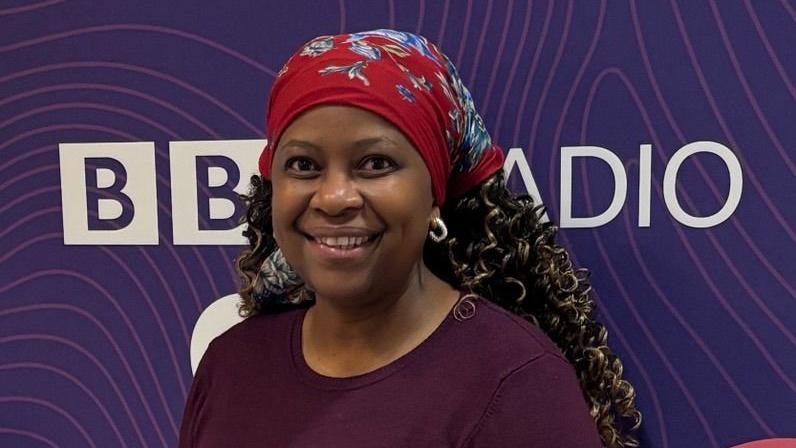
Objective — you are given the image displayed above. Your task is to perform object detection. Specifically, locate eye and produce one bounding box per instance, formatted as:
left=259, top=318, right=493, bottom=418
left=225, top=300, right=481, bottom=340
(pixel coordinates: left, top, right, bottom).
left=358, top=155, right=397, bottom=174
left=285, top=156, right=319, bottom=175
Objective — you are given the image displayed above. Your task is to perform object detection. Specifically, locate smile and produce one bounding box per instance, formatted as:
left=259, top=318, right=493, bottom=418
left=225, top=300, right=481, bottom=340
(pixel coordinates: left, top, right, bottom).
left=302, top=231, right=382, bottom=262
left=312, top=234, right=379, bottom=250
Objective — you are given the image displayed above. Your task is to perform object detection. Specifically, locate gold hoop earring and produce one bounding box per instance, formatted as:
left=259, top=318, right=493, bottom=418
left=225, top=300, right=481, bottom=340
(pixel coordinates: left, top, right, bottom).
left=429, top=217, right=448, bottom=243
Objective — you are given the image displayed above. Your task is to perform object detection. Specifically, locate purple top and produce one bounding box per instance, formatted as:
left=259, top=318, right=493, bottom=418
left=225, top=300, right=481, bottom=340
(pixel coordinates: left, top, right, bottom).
left=178, top=296, right=603, bottom=447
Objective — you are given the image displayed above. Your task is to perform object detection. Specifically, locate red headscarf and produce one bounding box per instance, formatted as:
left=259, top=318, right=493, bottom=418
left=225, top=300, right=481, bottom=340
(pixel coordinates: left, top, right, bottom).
left=258, top=29, right=504, bottom=206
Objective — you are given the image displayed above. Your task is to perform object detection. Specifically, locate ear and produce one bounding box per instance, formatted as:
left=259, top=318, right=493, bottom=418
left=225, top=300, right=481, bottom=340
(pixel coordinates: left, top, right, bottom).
left=430, top=204, right=441, bottom=222
left=271, top=215, right=281, bottom=245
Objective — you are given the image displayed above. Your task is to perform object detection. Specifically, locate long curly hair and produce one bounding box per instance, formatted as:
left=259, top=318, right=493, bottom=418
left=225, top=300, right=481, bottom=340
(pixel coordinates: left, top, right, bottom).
left=234, top=170, right=642, bottom=447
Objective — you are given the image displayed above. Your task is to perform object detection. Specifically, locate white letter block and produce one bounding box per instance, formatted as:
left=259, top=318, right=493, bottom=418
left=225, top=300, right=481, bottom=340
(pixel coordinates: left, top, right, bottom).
left=59, top=142, right=158, bottom=245
left=170, top=139, right=265, bottom=245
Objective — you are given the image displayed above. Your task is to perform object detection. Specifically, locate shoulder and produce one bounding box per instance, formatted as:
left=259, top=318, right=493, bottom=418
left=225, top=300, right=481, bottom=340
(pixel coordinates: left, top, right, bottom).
left=462, top=297, right=568, bottom=370
left=210, top=307, right=301, bottom=348
left=200, top=307, right=302, bottom=370
left=195, top=307, right=303, bottom=380
left=453, top=298, right=603, bottom=446
left=463, top=351, right=603, bottom=447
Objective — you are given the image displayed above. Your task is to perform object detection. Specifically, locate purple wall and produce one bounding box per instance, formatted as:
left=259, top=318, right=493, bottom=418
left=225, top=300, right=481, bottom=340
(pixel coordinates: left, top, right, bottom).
left=1, top=1, right=794, bottom=446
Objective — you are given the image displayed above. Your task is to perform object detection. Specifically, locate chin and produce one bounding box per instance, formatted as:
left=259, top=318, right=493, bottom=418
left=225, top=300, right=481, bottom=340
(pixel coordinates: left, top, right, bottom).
left=305, top=276, right=375, bottom=304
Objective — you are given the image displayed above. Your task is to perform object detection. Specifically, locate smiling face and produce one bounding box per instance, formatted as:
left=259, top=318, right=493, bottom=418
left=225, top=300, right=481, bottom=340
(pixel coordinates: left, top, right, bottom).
left=270, top=105, right=439, bottom=306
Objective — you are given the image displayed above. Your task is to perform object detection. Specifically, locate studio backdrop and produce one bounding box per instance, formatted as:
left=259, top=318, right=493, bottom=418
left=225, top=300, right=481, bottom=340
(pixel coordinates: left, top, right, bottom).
left=1, top=1, right=794, bottom=447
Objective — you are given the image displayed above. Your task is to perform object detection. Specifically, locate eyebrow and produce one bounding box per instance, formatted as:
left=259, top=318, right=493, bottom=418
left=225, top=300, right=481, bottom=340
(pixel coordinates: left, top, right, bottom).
left=280, top=136, right=398, bottom=151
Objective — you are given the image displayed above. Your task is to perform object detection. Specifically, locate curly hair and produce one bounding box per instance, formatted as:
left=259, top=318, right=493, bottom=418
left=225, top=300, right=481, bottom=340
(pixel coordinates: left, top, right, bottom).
left=234, top=171, right=642, bottom=447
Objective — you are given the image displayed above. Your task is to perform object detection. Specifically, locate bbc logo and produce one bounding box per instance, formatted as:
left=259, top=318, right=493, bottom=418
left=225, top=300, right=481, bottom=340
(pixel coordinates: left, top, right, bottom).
left=59, top=140, right=264, bottom=245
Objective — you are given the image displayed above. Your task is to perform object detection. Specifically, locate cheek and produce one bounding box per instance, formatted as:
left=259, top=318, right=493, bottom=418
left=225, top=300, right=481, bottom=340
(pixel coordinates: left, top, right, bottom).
left=371, top=182, right=432, bottom=242
left=270, top=182, right=305, bottom=242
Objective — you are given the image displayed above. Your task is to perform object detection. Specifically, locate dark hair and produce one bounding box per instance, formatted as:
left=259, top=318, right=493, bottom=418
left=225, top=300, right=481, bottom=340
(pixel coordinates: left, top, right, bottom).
left=235, top=171, right=642, bottom=447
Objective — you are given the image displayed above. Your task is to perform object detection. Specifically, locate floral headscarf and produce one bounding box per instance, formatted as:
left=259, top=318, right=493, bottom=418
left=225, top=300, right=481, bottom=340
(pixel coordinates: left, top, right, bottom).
left=258, top=29, right=504, bottom=206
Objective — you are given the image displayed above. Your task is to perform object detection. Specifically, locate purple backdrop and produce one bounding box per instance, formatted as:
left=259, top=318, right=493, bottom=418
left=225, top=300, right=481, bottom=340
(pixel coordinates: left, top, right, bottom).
left=1, top=1, right=794, bottom=447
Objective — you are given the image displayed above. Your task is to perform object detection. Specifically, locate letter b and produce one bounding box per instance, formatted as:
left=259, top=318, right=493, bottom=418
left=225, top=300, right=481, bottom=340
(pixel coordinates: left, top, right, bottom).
left=84, top=157, right=135, bottom=230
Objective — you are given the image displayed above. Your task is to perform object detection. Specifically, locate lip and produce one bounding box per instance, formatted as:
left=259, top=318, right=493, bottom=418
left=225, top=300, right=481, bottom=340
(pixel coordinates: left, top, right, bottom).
left=300, top=226, right=381, bottom=238
left=303, top=232, right=381, bottom=263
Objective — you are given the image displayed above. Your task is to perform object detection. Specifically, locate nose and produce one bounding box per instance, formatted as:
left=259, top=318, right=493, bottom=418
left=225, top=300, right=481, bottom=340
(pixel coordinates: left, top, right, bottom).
left=309, top=170, right=364, bottom=216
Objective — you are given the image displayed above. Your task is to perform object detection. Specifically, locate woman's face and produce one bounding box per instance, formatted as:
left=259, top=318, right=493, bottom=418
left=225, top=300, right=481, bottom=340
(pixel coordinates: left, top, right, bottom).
left=270, top=105, right=438, bottom=305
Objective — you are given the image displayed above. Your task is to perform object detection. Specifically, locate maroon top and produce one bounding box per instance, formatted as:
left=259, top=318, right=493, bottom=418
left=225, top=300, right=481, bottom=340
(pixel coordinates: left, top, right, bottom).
left=178, top=297, right=603, bottom=447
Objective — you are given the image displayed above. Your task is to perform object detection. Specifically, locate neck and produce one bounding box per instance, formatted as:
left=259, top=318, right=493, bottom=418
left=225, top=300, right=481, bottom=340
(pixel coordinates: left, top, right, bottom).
left=302, top=263, right=459, bottom=376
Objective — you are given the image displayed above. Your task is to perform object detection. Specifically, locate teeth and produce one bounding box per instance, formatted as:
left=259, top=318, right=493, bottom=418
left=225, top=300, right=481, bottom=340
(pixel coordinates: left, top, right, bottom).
left=316, top=235, right=371, bottom=249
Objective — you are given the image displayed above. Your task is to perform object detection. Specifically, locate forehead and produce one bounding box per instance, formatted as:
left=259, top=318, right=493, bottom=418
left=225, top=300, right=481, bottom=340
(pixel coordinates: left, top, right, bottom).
left=277, top=105, right=413, bottom=150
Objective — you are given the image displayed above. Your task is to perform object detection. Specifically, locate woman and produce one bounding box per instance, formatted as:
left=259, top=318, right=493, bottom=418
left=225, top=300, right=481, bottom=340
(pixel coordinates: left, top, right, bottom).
left=179, top=29, right=641, bottom=447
